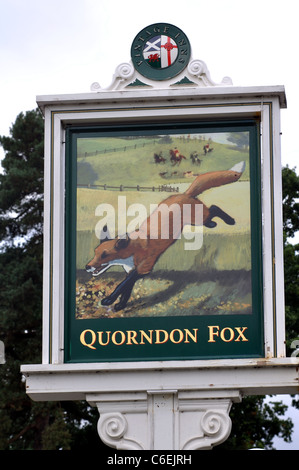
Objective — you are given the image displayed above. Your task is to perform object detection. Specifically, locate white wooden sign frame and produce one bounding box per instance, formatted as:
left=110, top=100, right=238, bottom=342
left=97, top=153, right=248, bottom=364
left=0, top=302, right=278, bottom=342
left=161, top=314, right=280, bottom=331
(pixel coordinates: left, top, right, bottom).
left=41, top=86, right=286, bottom=364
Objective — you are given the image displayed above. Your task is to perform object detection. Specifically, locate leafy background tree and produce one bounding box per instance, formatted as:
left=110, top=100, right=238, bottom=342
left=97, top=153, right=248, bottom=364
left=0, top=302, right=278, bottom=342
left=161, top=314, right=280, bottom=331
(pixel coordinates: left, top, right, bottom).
left=219, top=166, right=299, bottom=450
left=281, top=167, right=299, bottom=419
left=0, top=109, right=298, bottom=450
left=227, top=132, right=249, bottom=150
left=0, top=110, right=104, bottom=450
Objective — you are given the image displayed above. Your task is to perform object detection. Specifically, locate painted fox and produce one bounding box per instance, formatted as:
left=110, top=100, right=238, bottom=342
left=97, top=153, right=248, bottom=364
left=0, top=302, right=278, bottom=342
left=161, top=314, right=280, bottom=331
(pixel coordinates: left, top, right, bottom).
left=86, top=161, right=245, bottom=311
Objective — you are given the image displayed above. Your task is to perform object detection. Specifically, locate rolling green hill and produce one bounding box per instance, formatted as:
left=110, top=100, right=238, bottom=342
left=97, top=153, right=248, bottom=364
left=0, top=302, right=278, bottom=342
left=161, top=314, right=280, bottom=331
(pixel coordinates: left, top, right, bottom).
left=77, top=135, right=250, bottom=187
left=75, top=135, right=252, bottom=319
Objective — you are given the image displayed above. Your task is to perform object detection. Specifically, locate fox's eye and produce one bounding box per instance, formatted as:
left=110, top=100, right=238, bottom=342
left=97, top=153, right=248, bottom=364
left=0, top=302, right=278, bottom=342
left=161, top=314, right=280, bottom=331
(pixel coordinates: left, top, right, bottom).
left=101, top=250, right=108, bottom=259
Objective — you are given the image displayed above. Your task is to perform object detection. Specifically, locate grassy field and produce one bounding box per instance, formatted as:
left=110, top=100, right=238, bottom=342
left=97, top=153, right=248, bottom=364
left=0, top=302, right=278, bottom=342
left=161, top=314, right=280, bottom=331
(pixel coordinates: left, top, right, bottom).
left=77, top=182, right=251, bottom=270
left=77, top=135, right=250, bottom=187
left=75, top=183, right=252, bottom=319
left=74, top=134, right=253, bottom=319
left=76, top=268, right=252, bottom=319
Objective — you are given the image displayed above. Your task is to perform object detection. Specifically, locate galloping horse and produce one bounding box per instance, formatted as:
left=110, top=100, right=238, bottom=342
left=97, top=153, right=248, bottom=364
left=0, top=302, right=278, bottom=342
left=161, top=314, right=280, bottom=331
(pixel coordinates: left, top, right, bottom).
left=169, top=149, right=186, bottom=166
left=203, top=144, right=214, bottom=155
left=154, top=153, right=166, bottom=164
left=190, top=151, right=202, bottom=166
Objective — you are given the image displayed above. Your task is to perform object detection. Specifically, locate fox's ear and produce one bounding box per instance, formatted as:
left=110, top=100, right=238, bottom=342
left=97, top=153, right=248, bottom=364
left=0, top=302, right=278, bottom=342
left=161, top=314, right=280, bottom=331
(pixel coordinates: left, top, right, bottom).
left=115, top=234, right=130, bottom=251
left=100, top=224, right=111, bottom=242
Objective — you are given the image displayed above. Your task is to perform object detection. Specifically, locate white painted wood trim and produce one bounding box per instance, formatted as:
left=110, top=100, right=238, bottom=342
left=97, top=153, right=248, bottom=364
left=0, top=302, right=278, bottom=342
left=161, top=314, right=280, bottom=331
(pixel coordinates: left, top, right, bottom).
left=36, top=85, right=287, bottom=111
left=21, top=357, right=299, bottom=402
left=272, top=98, right=286, bottom=357
left=42, top=107, right=52, bottom=364
left=40, top=90, right=286, bottom=364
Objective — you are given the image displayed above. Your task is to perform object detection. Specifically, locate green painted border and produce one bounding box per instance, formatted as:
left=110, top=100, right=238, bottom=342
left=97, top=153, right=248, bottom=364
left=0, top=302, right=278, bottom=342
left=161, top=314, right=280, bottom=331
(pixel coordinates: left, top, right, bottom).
left=64, top=119, right=263, bottom=363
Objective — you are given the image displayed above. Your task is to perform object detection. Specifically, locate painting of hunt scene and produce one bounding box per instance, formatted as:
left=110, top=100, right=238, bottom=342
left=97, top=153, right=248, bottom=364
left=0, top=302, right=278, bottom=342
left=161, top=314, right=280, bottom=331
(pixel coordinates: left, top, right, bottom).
left=75, top=130, right=252, bottom=319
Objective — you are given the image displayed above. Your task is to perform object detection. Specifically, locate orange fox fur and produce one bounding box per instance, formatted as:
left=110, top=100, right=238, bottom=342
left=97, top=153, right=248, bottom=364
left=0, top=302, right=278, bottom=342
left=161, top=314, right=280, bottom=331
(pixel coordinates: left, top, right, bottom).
left=86, top=164, right=244, bottom=276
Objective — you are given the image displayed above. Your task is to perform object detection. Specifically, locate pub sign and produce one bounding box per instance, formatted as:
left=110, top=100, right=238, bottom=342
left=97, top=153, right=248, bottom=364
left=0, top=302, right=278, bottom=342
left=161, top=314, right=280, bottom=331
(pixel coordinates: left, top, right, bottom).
left=40, top=24, right=286, bottom=365
left=64, top=120, right=263, bottom=363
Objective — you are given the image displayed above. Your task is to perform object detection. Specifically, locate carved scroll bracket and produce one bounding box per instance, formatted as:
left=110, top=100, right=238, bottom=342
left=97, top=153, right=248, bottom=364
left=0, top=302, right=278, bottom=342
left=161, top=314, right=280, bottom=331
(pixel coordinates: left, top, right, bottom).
left=87, top=390, right=241, bottom=450
left=90, top=58, right=233, bottom=92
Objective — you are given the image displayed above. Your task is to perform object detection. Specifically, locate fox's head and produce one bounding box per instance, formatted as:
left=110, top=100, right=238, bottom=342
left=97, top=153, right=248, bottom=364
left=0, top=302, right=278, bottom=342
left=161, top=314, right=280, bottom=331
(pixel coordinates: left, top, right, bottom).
left=85, top=234, right=132, bottom=276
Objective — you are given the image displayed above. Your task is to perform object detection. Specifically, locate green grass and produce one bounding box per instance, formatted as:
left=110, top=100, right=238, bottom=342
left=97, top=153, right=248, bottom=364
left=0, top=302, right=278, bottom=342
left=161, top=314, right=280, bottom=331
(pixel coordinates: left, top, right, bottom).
left=76, top=182, right=251, bottom=271
left=75, top=268, right=252, bottom=319
left=77, top=137, right=156, bottom=155
left=77, top=135, right=250, bottom=187
left=74, top=135, right=252, bottom=319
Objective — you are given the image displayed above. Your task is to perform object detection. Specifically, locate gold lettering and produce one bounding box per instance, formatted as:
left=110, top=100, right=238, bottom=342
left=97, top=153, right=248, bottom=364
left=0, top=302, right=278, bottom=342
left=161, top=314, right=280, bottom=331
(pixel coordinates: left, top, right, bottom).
left=208, top=325, right=220, bottom=342
left=235, top=327, right=249, bottom=342
left=97, top=331, right=111, bottom=346
left=80, top=329, right=96, bottom=350
left=155, top=329, right=168, bottom=344
left=140, top=330, right=153, bottom=344
left=220, top=327, right=234, bottom=342
left=208, top=325, right=249, bottom=343
left=80, top=327, right=201, bottom=349
left=126, top=330, right=139, bottom=345
left=111, top=331, right=126, bottom=345
left=169, top=329, right=184, bottom=344
left=184, top=328, right=198, bottom=343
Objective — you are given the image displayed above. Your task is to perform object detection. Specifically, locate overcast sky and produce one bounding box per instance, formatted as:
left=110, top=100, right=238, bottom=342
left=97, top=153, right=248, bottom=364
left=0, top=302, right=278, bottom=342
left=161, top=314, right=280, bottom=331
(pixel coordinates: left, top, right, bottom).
left=1, top=0, right=298, bottom=169
left=1, top=0, right=299, bottom=449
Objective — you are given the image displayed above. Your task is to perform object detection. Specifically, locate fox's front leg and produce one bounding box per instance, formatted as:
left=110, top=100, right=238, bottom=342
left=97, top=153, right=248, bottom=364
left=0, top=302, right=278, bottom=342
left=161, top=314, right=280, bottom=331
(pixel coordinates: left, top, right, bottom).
left=101, top=269, right=141, bottom=310
left=204, top=204, right=235, bottom=228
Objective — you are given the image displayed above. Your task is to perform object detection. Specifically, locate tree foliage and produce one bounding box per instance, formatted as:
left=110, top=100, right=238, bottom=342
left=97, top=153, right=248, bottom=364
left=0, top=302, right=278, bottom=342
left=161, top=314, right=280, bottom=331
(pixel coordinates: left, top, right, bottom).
left=282, top=166, right=299, bottom=239
left=227, top=132, right=249, bottom=150
left=0, top=110, right=44, bottom=249
left=0, top=109, right=298, bottom=449
left=0, top=110, right=104, bottom=450
left=282, top=167, right=299, bottom=415
left=218, top=397, right=292, bottom=450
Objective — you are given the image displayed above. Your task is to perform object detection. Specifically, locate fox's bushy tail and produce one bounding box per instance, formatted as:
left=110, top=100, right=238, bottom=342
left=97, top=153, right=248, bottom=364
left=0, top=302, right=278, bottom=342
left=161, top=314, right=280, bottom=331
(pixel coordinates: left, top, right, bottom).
left=185, top=161, right=245, bottom=198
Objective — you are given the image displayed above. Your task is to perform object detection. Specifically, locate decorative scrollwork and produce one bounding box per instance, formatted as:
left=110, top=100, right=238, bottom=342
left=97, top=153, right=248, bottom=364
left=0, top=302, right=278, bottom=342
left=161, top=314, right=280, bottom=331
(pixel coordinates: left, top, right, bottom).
left=115, top=62, right=134, bottom=80
left=97, top=412, right=144, bottom=450
left=182, top=408, right=232, bottom=450
left=98, top=412, right=127, bottom=445
left=187, top=59, right=232, bottom=87
left=90, top=82, right=101, bottom=91
left=104, top=62, right=135, bottom=90
left=221, top=76, right=233, bottom=85
left=91, top=57, right=232, bottom=91
left=187, top=59, right=206, bottom=78
left=201, top=410, right=228, bottom=436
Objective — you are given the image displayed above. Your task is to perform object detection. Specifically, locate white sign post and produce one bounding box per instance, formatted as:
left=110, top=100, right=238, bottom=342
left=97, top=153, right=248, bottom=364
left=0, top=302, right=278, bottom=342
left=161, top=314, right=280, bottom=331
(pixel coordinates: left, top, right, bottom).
left=22, top=24, right=299, bottom=450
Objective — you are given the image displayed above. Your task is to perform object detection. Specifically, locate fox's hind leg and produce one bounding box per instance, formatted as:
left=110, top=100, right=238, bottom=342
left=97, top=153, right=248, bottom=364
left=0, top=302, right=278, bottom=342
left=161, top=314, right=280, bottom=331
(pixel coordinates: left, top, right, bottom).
left=204, top=204, right=235, bottom=228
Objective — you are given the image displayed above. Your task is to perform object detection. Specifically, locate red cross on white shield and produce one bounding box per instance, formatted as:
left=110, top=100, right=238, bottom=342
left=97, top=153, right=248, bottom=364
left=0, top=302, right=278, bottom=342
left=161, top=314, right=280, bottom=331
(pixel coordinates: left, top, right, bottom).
left=160, top=36, right=178, bottom=67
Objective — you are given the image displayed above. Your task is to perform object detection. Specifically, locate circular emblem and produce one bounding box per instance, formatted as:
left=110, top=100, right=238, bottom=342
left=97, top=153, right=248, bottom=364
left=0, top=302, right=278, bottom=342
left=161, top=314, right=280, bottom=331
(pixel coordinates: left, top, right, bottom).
left=131, top=23, right=191, bottom=81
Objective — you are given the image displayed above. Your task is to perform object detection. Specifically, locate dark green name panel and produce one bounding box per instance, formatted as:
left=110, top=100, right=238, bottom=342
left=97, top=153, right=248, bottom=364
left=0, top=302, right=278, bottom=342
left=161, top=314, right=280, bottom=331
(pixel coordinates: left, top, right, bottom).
left=65, top=314, right=263, bottom=363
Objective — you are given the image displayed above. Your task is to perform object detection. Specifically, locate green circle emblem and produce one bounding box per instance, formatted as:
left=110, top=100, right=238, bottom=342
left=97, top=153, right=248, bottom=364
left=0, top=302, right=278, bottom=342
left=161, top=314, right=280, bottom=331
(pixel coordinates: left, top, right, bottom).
left=131, top=23, right=191, bottom=81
